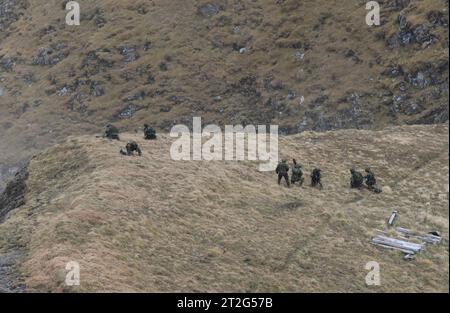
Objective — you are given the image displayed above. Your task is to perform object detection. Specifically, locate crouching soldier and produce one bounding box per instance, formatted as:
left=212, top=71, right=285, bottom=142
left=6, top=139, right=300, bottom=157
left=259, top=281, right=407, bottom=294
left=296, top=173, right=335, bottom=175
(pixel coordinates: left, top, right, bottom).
left=350, top=168, right=364, bottom=189
left=144, top=124, right=157, bottom=140
left=120, top=141, right=142, bottom=156
left=311, top=168, right=323, bottom=189
left=291, top=159, right=304, bottom=186
left=104, top=124, right=120, bottom=140
left=365, top=168, right=382, bottom=193
left=276, top=159, right=290, bottom=187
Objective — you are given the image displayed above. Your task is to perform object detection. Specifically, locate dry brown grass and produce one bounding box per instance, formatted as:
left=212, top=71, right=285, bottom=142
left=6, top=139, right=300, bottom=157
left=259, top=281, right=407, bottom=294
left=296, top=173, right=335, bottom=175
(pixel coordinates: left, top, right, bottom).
left=0, top=123, right=448, bottom=292
left=1, top=0, right=448, bottom=190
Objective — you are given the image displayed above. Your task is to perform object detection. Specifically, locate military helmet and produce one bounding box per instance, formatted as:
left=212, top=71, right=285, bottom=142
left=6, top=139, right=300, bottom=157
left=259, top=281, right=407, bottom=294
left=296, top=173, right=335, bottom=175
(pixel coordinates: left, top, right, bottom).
left=365, top=167, right=371, bottom=172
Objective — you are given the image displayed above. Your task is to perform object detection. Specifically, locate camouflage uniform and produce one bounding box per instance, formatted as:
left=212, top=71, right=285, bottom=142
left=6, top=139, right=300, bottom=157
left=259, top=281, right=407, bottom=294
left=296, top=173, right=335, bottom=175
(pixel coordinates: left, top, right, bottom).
left=121, top=141, right=142, bottom=156
left=144, top=124, right=157, bottom=140
left=364, top=168, right=376, bottom=189
left=104, top=124, right=120, bottom=140
left=276, top=160, right=290, bottom=187
left=311, top=168, right=323, bottom=189
left=291, top=159, right=304, bottom=186
left=350, top=168, right=364, bottom=188
left=365, top=168, right=381, bottom=193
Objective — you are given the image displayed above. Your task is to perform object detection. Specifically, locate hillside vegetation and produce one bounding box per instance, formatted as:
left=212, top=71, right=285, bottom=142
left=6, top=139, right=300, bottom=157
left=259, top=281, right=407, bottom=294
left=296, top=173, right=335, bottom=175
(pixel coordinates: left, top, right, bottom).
left=0, top=0, right=449, bottom=190
left=0, top=123, right=448, bottom=292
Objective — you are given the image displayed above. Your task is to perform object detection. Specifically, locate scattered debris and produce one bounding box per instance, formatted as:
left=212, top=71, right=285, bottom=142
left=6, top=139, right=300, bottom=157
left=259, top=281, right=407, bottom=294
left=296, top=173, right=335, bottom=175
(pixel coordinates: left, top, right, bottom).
left=396, top=227, right=442, bottom=245
left=372, top=210, right=443, bottom=261
left=403, top=254, right=415, bottom=261
left=371, top=235, right=424, bottom=255
left=387, top=210, right=398, bottom=227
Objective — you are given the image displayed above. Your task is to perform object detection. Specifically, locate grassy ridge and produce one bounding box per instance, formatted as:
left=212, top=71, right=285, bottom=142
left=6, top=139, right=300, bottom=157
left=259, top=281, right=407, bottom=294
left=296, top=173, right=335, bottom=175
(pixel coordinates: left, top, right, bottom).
left=0, top=123, right=448, bottom=292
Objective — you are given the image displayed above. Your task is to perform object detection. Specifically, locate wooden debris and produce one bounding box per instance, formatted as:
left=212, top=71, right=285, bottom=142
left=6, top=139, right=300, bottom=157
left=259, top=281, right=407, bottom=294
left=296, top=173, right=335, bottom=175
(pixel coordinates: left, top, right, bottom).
left=371, top=235, right=424, bottom=255
left=395, top=227, right=442, bottom=245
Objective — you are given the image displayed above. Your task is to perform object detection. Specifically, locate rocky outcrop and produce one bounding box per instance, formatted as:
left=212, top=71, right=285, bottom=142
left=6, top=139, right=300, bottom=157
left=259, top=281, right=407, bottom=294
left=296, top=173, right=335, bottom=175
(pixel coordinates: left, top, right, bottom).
left=0, top=0, right=28, bottom=32
left=0, top=165, right=28, bottom=222
left=32, top=43, right=69, bottom=66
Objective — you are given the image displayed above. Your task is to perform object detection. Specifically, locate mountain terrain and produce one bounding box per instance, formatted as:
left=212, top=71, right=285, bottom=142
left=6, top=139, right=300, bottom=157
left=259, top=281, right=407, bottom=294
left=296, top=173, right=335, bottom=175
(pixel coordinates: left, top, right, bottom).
left=0, top=0, right=449, bottom=191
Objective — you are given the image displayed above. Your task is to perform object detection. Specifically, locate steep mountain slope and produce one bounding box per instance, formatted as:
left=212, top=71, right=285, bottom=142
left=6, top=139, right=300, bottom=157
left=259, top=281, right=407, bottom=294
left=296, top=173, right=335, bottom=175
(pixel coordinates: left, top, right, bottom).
left=0, top=123, right=448, bottom=292
left=0, top=0, right=449, bottom=191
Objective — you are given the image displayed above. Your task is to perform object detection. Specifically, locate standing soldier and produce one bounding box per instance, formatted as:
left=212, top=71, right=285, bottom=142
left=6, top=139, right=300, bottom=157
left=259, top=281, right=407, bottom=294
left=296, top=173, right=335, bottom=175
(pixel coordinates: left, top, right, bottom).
left=276, top=159, right=290, bottom=187
left=350, top=168, right=364, bottom=189
left=291, top=159, right=304, bottom=186
left=311, top=168, right=323, bottom=189
left=144, top=124, right=157, bottom=140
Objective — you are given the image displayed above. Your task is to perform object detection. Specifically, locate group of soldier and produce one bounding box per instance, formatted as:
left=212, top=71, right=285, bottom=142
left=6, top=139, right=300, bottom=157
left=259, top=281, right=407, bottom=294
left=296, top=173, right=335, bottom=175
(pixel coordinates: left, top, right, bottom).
left=102, top=124, right=381, bottom=193
left=103, top=123, right=157, bottom=156
left=276, top=159, right=381, bottom=193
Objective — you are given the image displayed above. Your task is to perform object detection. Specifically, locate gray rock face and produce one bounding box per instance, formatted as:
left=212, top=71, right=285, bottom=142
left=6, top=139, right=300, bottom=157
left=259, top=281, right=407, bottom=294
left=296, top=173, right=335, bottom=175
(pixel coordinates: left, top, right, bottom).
left=0, top=0, right=28, bottom=32
left=0, top=250, right=26, bottom=293
left=116, top=103, right=141, bottom=120
left=406, top=61, right=449, bottom=89
left=411, top=104, right=449, bottom=125
left=298, top=93, right=374, bottom=132
left=0, top=163, right=27, bottom=293
left=32, top=44, right=69, bottom=66
left=388, top=13, right=435, bottom=48
left=0, top=56, right=16, bottom=72
left=0, top=165, right=28, bottom=222
left=120, top=45, right=139, bottom=64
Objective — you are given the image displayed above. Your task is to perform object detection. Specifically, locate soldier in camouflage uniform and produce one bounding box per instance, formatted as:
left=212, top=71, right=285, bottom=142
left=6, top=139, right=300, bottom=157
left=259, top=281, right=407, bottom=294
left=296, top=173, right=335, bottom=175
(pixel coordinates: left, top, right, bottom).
left=350, top=168, right=364, bottom=189
left=104, top=124, right=120, bottom=140
left=311, top=168, right=323, bottom=189
left=291, top=159, right=304, bottom=186
left=144, top=124, right=157, bottom=140
left=364, top=167, right=382, bottom=193
left=120, top=141, right=142, bottom=156
left=276, top=159, right=290, bottom=187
